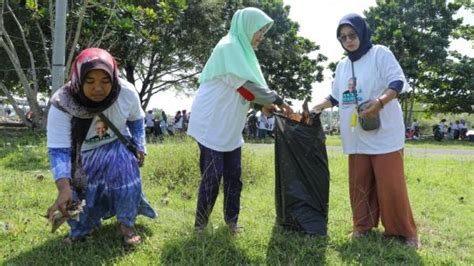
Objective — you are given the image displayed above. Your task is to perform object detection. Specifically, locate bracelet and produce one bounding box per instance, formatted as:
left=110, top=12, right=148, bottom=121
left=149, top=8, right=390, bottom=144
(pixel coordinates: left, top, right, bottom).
left=377, top=98, right=384, bottom=109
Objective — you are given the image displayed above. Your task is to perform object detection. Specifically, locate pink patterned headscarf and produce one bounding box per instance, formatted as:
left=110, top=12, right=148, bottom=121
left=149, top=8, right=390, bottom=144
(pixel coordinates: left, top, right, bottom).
left=51, top=48, right=121, bottom=118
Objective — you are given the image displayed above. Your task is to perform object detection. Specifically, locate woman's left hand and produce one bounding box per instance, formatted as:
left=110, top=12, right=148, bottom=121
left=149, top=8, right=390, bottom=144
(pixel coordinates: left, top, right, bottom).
left=136, top=150, right=145, bottom=167
left=278, top=102, right=294, bottom=116
left=359, top=99, right=382, bottom=118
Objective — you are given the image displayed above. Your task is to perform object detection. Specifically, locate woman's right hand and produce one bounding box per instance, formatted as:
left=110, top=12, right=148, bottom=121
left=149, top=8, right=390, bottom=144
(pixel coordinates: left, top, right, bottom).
left=47, top=178, right=73, bottom=222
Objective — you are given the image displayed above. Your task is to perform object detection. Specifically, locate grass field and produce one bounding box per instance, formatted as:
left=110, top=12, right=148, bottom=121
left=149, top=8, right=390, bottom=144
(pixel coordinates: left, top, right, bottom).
left=0, top=129, right=473, bottom=265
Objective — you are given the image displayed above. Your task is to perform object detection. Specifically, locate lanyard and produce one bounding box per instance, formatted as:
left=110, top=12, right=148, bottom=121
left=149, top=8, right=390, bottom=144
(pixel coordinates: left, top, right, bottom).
left=351, top=60, right=359, bottom=107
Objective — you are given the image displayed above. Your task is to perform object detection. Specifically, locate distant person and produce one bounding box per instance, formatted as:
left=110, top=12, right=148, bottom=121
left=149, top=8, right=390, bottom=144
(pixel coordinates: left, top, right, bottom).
left=160, top=110, right=169, bottom=135
left=257, top=112, right=270, bottom=140
left=246, top=110, right=258, bottom=139
left=266, top=113, right=275, bottom=138
left=453, top=120, right=460, bottom=140
left=182, top=109, right=188, bottom=133
left=311, top=14, right=418, bottom=248
left=410, top=119, right=419, bottom=139
left=173, top=111, right=183, bottom=133
left=145, top=110, right=155, bottom=136
left=46, top=48, right=156, bottom=245
left=26, top=110, right=36, bottom=130
left=439, top=119, right=447, bottom=135
left=187, top=7, right=292, bottom=234
left=447, top=122, right=454, bottom=140
left=459, top=119, right=468, bottom=140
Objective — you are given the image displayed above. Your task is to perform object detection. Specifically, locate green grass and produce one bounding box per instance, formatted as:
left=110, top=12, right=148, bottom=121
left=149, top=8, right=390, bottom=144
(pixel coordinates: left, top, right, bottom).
left=0, top=131, right=473, bottom=265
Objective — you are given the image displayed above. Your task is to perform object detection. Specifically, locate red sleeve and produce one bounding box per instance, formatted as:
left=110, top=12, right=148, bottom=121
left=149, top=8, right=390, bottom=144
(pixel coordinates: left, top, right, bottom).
left=237, top=86, right=255, bottom=101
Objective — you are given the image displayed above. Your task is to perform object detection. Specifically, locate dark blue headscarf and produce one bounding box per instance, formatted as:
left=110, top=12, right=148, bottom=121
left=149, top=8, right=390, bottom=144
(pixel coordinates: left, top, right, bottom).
left=337, top=13, right=373, bottom=62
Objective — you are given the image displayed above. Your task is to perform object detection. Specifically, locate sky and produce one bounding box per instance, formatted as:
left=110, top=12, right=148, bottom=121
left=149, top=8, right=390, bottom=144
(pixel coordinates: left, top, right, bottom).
left=147, top=0, right=473, bottom=114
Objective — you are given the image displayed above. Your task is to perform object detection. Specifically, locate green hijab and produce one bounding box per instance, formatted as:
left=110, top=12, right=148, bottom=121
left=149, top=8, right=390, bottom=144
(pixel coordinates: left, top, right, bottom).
left=198, top=7, right=273, bottom=87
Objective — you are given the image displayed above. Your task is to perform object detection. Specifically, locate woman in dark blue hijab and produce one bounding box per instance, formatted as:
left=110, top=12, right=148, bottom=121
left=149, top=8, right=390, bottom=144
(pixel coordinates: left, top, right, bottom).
left=312, top=14, right=419, bottom=248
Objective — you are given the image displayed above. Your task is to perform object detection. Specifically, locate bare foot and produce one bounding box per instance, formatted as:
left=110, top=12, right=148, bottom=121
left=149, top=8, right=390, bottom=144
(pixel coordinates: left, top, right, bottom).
left=118, top=224, right=141, bottom=245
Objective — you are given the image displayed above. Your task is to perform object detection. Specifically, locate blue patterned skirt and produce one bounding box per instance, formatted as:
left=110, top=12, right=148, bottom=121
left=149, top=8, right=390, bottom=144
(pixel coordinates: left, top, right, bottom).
left=68, top=140, right=156, bottom=238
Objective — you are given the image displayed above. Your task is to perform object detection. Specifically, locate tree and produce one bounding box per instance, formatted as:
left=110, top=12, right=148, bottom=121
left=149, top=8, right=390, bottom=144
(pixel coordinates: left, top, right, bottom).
left=0, top=0, right=52, bottom=128
left=421, top=51, right=473, bottom=113
left=1, top=0, right=327, bottom=130
left=81, top=0, right=326, bottom=109
left=256, top=1, right=326, bottom=101
left=364, top=0, right=468, bottom=124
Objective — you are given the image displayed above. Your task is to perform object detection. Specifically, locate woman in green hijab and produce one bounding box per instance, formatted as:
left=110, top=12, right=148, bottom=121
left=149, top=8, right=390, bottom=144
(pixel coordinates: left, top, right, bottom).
left=188, top=7, right=292, bottom=234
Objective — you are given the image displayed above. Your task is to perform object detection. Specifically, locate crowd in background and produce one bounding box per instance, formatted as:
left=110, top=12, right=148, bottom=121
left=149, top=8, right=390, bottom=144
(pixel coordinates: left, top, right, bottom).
left=432, top=118, right=469, bottom=141
left=144, top=108, right=279, bottom=143
left=144, top=109, right=190, bottom=142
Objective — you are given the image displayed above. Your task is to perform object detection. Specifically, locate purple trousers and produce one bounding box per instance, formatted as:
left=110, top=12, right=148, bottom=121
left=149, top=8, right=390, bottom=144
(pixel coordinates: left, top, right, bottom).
left=195, top=143, right=242, bottom=227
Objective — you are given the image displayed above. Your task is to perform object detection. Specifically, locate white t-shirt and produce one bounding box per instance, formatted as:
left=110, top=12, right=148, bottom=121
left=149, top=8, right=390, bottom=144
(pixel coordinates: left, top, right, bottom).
left=258, top=114, right=270, bottom=130
left=187, top=74, right=248, bottom=152
left=47, top=79, right=145, bottom=151
left=267, top=116, right=275, bottom=131
left=174, top=116, right=183, bottom=129
left=331, top=45, right=408, bottom=154
left=145, top=112, right=154, bottom=127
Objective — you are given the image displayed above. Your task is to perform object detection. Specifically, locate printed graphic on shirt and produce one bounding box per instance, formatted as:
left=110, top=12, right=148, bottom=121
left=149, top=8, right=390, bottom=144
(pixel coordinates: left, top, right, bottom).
left=348, top=77, right=356, bottom=93
left=342, top=77, right=363, bottom=109
left=85, top=118, right=113, bottom=144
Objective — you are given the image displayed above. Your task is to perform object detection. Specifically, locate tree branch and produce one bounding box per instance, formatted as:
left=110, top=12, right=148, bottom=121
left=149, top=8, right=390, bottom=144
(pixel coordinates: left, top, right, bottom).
left=66, top=0, right=89, bottom=77
left=35, top=20, right=51, bottom=71
left=6, top=4, right=39, bottom=93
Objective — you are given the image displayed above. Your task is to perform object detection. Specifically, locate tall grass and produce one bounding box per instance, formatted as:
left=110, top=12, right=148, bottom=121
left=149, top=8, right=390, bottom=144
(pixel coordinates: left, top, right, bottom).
left=0, top=132, right=472, bottom=265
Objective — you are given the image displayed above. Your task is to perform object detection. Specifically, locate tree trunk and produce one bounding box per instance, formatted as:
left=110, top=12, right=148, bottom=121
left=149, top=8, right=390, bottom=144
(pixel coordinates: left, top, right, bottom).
left=0, top=3, right=44, bottom=129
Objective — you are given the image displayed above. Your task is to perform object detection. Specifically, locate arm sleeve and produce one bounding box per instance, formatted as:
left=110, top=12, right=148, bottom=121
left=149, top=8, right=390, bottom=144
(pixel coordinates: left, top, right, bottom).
left=122, top=80, right=145, bottom=121
left=48, top=148, right=72, bottom=181
left=47, top=105, right=72, bottom=148
left=330, top=61, right=343, bottom=104
left=388, top=80, right=403, bottom=94
left=379, top=46, right=409, bottom=94
left=127, top=118, right=146, bottom=153
left=238, top=81, right=283, bottom=105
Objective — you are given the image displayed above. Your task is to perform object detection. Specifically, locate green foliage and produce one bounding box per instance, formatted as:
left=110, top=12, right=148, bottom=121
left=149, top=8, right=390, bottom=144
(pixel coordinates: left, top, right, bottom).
left=256, top=2, right=326, bottom=100
left=74, top=0, right=326, bottom=107
left=364, top=1, right=472, bottom=117
left=420, top=51, right=474, bottom=113
left=0, top=0, right=51, bottom=95
left=1, top=0, right=325, bottom=113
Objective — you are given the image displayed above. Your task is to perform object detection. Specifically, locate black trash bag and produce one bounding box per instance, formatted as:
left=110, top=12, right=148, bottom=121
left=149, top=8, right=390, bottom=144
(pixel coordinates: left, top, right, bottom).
left=274, top=113, right=330, bottom=236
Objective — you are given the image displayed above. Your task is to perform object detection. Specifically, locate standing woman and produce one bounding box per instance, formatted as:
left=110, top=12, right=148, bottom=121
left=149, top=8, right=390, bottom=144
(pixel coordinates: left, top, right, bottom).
left=46, top=48, right=156, bottom=245
left=188, top=7, right=292, bottom=233
left=312, top=14, right=419, bottom=247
